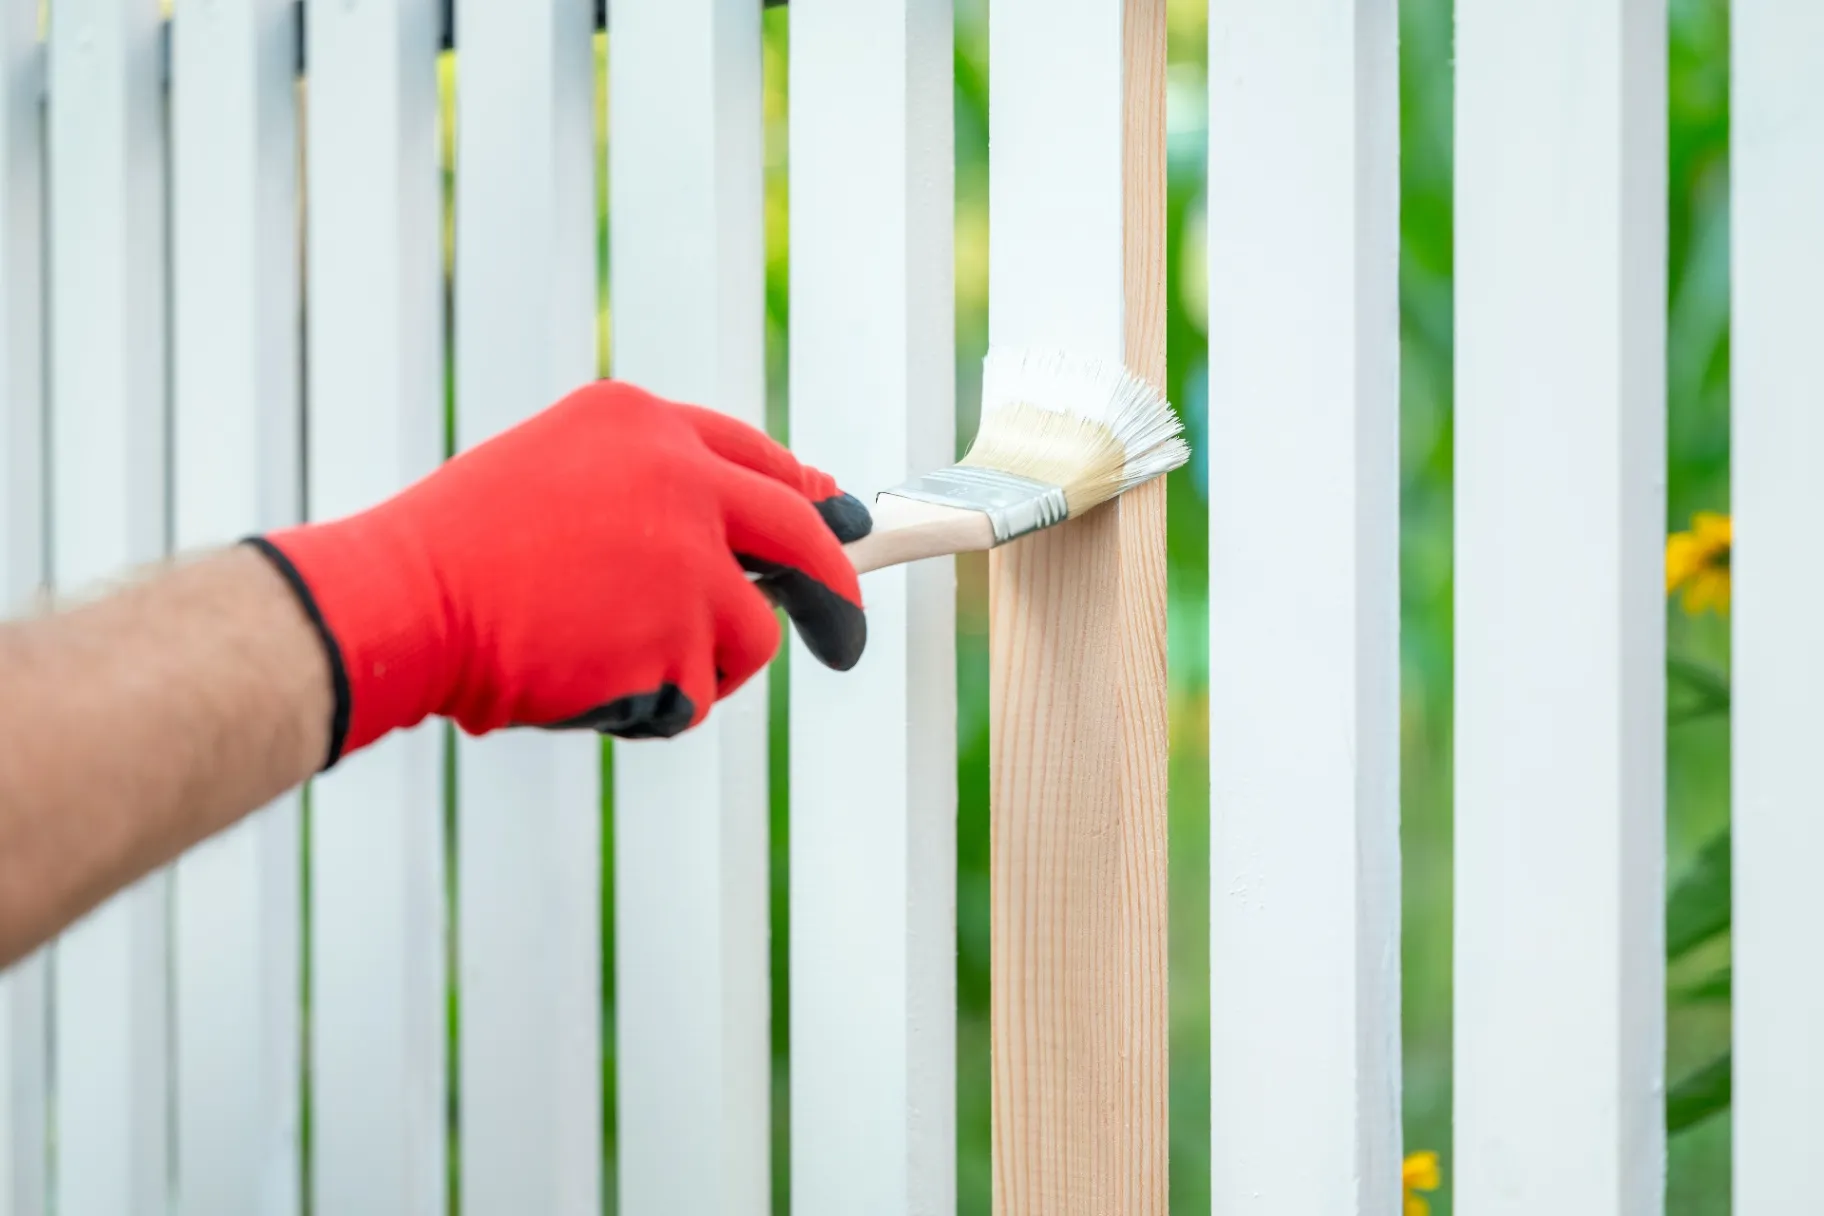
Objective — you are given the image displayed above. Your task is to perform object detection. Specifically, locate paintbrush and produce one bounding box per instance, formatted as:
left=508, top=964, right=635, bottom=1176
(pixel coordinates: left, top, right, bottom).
left=842, top=346, right=1190, bottom=575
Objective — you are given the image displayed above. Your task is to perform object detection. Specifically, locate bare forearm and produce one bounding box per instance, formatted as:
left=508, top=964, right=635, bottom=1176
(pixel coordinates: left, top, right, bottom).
left=0, top=546, right=330, bottom=967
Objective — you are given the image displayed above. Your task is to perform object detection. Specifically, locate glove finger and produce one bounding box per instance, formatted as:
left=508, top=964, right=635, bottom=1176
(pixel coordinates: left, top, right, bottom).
left=718, top=464, right=867, bottom=672
left=678, top=404, right=874, bottom=544
left=710, top=563, right=783, bottom=700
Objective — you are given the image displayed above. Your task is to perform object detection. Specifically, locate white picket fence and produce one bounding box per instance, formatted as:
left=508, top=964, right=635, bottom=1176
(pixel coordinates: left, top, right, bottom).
left=0, top=0, right=1817, bottom=1213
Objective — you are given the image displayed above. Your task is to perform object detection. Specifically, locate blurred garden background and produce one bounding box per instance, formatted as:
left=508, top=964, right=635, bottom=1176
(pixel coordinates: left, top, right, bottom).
left=579, top=0, right=1732, bottom=1211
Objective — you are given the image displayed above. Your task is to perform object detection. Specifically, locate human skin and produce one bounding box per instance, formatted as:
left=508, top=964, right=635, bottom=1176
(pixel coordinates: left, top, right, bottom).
left=0, top=547, right=331, bottom=968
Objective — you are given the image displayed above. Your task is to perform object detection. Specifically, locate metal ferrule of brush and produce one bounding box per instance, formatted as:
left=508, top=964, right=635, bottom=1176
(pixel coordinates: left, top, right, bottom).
left=881, top=466, right=1070, bottom=545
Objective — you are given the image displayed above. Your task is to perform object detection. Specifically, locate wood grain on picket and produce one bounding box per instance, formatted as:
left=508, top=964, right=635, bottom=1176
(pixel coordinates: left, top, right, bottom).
left=988, top=0, right=1169, bottom=1211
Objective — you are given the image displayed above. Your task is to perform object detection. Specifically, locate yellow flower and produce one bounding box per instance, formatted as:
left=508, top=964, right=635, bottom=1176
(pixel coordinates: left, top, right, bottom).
left=1666, top=511, right=1731, bottom=616
left=1403, top=1151, right=1441, bottom=1216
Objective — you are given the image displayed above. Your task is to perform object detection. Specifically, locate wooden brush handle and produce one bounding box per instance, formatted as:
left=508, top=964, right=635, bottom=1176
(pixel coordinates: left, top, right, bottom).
left=841, top=493, right=996, bottom=575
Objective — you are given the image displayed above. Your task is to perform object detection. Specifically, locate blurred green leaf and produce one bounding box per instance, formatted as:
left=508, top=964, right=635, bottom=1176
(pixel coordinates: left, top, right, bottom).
left=1669, top=701, right=1731, bottom=728
left=1671, top=966, right=1731, bottom=1006
left=1668, top=656, right=1730, bottom=725
left=1668, top=1053, right=1731, bottom=1136
left=1668, top=656, right=1729, bottom=701
left=1667, top=828, right=1731, bottom=960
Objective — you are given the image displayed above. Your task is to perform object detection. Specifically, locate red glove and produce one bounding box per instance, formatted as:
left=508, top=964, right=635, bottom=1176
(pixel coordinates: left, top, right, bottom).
left=248, top=380, right=871, bottom=769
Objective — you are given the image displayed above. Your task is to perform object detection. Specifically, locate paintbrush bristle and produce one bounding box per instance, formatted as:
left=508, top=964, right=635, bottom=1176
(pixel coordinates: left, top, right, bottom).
left=959, top=347, right=1190, bottom=517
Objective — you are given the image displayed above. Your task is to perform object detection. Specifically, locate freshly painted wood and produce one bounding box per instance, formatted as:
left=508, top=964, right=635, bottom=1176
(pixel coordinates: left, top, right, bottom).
left=47, top=2, right=171, bottom=1211
left=168, top=3, right=302, bottom=1211
left=1732, top=4, right=1824, bottom=1208
left=1205, top=0, right=1403, bottom=1210
left=304, top=3, right=449, bottom=1213
left=452, top=1, right=601, bottom=1212
left=1454, top=1, right=1666, bottom=1211
left=787, top=1, right=956, bottom=1211
left=842, top=496, right=992, bottom=576
left=608, top=0, right=771, bottom=1208
left=0, top=2, right=45, bottom=1207
left=985, top=0, right=1168, bottom=1211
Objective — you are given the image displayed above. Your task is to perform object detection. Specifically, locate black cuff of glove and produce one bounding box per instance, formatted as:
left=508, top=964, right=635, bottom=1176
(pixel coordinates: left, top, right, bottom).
left=242, top=535, right=353, bottom=773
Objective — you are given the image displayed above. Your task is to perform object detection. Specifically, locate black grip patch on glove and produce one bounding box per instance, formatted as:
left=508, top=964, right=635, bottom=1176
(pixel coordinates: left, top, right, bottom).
left=747, top=491, right=871, bottom=673
left=814, top=492, right=873, bottom=546
left=547, top=683, right=697, bottom=740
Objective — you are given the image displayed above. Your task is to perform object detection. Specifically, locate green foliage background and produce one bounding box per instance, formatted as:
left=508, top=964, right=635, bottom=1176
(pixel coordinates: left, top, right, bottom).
left=581, top=0, right=1735, bottom=1211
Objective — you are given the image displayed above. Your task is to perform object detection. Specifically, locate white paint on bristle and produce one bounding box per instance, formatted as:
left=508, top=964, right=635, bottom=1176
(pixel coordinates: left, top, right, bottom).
left=977, top=346, right=1189, bottom=494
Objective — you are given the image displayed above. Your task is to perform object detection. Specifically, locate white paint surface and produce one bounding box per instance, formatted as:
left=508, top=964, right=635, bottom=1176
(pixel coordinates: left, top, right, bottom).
left=452, top=1, right=602, bottom=1211
left=169, top=2, right=303, bottom=1211
left=304, top=3, right=448, bottom=1213
left=608, top=0, right=771, bottom=1209
left=1732, top=4, right=1824, bottom=1209
left=0, top=0, right=39, bottom=620
left=0, top=959, right=43, bottom=1216
left=1454, top=1, right=1667, bottom=1211
left=47, top=1, right=171, bottom=1210
left=987, top=0, right=1124, bottom=360
left=1206, top=2, right=1403, bottom=1211
left=0, top=1, right=45, bottom=1207
left=787, top=2, right=956, bottom=1212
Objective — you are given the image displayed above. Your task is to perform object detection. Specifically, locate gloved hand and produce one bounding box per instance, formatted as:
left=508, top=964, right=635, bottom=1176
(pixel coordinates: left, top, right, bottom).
left=248, top=379, right=872, bottom=769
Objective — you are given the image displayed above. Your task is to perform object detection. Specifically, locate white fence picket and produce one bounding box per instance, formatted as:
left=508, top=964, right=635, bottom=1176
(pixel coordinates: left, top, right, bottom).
left=1206, top=1, right=1403, bottom=1209
left=303, top=3, right=449, bottom=1212
left=0, top=959, right=42, bottom=1216
left=787, top=1, right=955, bottom=1212
left=607, top=0, right=771, bottom=1207
left=1454, top=1, right=1667, bottom=1211
left=0, top=0, right=44, bottom=1206
left=169, top=3, right=302, bottom=1211
left=47, top=2, right=171, bottom=1211
left=451, top=1, right=601, bottom=1211
left=0, top=0, right=37, bottom=615
left=1732, top=3, right=1824, bottom=1207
